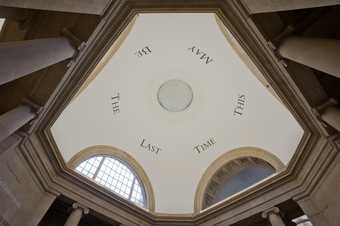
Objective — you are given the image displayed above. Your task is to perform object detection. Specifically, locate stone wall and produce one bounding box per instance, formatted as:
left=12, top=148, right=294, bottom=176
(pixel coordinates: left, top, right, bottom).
left=0, top=143, right=55, bottom=226
left=298, top=150, right=340, bottom=226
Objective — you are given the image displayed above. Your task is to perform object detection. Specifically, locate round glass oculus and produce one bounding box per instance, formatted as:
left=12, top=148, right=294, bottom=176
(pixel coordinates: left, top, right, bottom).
left=157, top=79, right=193, bottom=112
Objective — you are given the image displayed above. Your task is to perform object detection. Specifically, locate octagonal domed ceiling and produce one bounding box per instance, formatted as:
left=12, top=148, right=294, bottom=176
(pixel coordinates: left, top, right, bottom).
left=51, top=13, right=304, bottom=214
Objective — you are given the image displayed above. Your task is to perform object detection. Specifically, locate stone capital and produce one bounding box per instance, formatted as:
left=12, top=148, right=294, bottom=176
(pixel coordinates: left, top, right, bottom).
left=261, top=207, right=280, bottom=219
left=72, top=203, right=90, bottom=215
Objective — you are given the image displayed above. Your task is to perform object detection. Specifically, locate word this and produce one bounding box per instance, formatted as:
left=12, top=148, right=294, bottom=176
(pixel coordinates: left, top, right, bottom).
left=233, top=94, right=246, bottom=116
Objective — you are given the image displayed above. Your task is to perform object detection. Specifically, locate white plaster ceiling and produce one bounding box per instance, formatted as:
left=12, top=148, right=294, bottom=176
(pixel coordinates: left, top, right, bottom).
left=51, top=13, right=304, bottom=214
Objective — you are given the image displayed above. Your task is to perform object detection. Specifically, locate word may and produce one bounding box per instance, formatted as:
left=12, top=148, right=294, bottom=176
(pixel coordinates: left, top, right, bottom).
left=135, top=46, right=152, bottom=58
left=194, top=138, right=216, bottom=154
left=233, top=94, right=246, bottom=116
left=188, top=46, right=213, bottom=64
left=140, top=139, right=162, bottom=154
left=111, top=92, right=120, bottom=114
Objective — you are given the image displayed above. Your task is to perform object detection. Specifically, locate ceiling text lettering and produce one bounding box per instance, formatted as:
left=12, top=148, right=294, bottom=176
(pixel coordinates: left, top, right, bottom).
left=194, top=138, right=216, bottom=154
left=233, top=94, right=246, bottom=116
left=140, top=138, right=161, bottom=154
left=111, top=92, right=120, bottom=114
left=188, top=46, right=213, bottom=64
left=135, top=46, right=152, bottom=58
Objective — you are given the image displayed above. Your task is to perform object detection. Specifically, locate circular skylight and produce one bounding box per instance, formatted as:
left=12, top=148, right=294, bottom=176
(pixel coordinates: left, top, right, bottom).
left=157, top=79, right=193, bottom=112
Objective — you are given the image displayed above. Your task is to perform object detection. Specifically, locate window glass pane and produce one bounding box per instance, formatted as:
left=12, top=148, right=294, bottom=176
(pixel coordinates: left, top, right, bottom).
left=130, top=179, right=145, bottom=207
left=75, top=156, right=103, bottom=179
left=76, top=155, right=146, bottom=207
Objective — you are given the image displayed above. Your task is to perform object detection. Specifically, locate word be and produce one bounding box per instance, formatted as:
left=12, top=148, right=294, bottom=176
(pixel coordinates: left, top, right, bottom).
left=135, top=46, right=152, bottom=58
left=194, top=138, right=216, bottom=154
left=188, top=46, right=213, bottom=64
left=111, top=92, right=120, bottom=114
left=140, top=139, right=162, bottom=154
left=233, top=94, right=246, bottom=116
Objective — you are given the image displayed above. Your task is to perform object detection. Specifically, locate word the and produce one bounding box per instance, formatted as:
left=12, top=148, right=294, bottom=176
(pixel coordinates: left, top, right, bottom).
left=194, top=138, right=216, bottom=154
left=233, top=94, right=246, bottom=116
left=111, top=92, right=120, bottom=114
left=188, top=46, right=213, bottom=64
left=140, top=139, right=162, bottom=154
left=135, top=46, right=152, bottom=58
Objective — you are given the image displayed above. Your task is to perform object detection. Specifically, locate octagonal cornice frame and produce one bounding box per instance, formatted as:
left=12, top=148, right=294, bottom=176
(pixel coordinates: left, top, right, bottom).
left=17, top=0, right=340, bottom=225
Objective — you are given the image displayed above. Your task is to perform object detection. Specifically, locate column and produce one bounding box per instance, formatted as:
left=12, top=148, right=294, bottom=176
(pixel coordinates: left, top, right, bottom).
left=262, top=207, right=286, bottom=226
left=321, top=106, right=340, bottom=132
left=314, top=99, right=340, bottom=132
left=241, top=0, right=340, bottom=14
left=278, top=36, right=340, bottom=79
left=0, top=0, right=111, bottom=15
left=0, top=37, right=75, bottom=86
left=0, top=105, right=35, bottom=143
left=64, top=203, right=89, bottom=226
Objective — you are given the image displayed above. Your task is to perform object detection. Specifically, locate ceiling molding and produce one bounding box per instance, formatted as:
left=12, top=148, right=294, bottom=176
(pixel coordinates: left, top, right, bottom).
left=15, top=0, right=340, bottom=225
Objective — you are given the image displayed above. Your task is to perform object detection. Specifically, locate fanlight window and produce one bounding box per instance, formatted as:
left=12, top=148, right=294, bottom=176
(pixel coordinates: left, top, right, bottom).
left=203, top=157, right=275, bottom=209
left=75, top=155, right=146, bottom=207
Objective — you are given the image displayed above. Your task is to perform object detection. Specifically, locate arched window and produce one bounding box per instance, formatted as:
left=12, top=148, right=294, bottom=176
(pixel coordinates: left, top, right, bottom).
left=203, top=157, right=275, bottom=209
left=75, top=155, right=146, bottom=207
